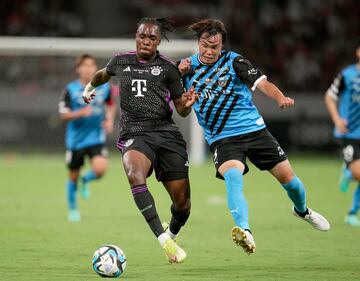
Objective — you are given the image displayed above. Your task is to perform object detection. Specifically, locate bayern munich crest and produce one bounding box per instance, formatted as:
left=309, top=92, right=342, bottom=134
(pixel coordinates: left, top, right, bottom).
left=150, top=66, right=163, bottom=76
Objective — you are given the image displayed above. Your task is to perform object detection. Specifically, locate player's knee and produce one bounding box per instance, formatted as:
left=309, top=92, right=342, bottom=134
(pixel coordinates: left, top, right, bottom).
left=351, top=170, right=360, bottom=181
left=175, top=198, right=191, bottom=214
left=69, top=170, right=80, bottom=182
left=278, top=173, right=296, bottom=184
left=94, top=168, right=106, bottom=178
left=127, top=170, right=146, bottom=186
left=181, top=199, right=191, bottom=213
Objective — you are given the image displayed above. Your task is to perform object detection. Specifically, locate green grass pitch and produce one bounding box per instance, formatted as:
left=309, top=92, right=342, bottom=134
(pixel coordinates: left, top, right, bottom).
left=1, top=153, right=359, bottom=281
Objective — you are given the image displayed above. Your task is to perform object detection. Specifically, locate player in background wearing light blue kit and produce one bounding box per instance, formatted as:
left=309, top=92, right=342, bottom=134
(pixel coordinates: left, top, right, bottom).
left=58, top=54, right=116, bottom=222
left=325, top=42, right=360, bottom=226
left=179, top=19, right=330, bottom=254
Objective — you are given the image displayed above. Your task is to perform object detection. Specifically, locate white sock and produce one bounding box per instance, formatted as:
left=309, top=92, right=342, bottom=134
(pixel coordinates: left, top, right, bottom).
left=167, top=228, right=177, bottom=240
left=157, top=233, right=170, bottom=247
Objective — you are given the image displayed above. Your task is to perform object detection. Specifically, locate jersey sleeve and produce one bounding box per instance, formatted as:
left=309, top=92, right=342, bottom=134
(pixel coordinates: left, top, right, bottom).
left=105, top=55, right=118, bottom=76
left=166, top=65, right=184, bottom=99
left=233, top=56, right=267, bottom=91
left=58, top=88, right=71, bottom=113
left=326, top=72, right=345, bottom=100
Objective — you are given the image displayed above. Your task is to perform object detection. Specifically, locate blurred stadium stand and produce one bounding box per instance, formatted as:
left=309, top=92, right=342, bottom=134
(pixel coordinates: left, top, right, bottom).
left=0, top=0, right=358, bottom=155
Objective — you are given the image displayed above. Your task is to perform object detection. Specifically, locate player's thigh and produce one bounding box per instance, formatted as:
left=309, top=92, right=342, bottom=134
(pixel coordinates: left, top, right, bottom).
left=269, top=159, right=295, bottom=184
left=247, top=128, right=288, bottom=174
left=121, top=136, right=156, bottom=185
left=155, top=131, right=189, bottom=182
left=88, top=145, right=109, bottom=175
left=349, top=159, right=360, bottom=181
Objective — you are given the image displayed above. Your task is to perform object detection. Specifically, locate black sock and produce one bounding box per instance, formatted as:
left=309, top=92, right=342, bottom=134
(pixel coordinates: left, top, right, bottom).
left=294, top=207, right=309, bottom=217
left=169, top=204, right=190, bottom=235
left=245, top=228, right=252, bottom=234
left=131, top=184, right=164, bottom=237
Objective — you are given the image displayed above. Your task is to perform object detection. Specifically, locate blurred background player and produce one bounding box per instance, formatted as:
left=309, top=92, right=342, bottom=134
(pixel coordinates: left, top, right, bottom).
left=180, top=19, right=330, bottom=254
left=325, top=42, right=360, bottom=226
left=58, top=54, right=116, bottom=222
left=82, top=17, right=197, bottom=263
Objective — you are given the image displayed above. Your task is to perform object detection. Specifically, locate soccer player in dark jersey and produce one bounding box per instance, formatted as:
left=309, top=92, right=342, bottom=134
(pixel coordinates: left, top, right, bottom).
left=59, top=54, right=116, bottom=222
left=325, top=42, right=360, bottom=226
left=179, top=19, right=330, bottom=254
left=82, top=18, right=197, bottom=263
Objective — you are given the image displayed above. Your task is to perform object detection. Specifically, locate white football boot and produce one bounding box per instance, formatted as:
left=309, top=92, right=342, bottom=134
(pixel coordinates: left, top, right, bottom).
left=293, top=208, right=330, bottom=231
left=231, top=226, right=256, bottom=254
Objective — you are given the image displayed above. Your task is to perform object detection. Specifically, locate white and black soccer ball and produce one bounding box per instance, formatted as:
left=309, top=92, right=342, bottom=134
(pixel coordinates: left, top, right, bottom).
left=92, top=245, right=126, bottom=278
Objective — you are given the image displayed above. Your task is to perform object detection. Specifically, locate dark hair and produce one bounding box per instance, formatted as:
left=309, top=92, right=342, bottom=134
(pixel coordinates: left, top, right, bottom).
left=188, top=19, right=227, bottom=43
left=137, top=17, right=174, bottom=41
left=75, top=54, right=96, bottom=68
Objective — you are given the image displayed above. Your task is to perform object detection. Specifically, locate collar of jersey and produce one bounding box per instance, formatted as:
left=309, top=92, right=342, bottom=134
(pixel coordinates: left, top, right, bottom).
left=136, top=50, right=160, bottom=64
left=197, top=50, right=226, bottom=66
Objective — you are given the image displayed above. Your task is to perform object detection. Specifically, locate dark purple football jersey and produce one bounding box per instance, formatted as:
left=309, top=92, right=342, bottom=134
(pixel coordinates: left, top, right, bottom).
left=106, top=51, right=184, bottom=137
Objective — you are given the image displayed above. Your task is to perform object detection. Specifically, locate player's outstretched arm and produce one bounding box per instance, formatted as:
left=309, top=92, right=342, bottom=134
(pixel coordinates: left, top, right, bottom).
left=173, top=88, right=198, bottom=117
left=83, top=68, right=111, bottom=104
left=256, top=79, right=294, bottom=109
left=103, top=102, right=116, bottom=134
left=59, top=106, right=92, bottom=121
left=325, top=89, right=348, bottom=134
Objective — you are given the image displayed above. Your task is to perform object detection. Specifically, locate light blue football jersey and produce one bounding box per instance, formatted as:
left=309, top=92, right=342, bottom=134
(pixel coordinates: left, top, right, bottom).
left=327, top=64, right=360, bottom=139
left=183, top=51, right=267, bottom=145
left=58, top=80, right=112, bottom=150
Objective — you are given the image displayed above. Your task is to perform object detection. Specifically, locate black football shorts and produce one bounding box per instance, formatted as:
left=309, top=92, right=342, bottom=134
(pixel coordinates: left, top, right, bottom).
left=210, top=128, right=288, bottom=179
left=65, top=144, right=108, bottom=170
left=117, top=131, right=189, bottom=182
left=340, top=138, right=360, bottom=166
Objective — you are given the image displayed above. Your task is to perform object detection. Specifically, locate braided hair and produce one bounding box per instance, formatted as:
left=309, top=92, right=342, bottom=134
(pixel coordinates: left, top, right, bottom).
left=188, top=19, right=227, bottom=43
left=137, top=17, right=174, bottom=41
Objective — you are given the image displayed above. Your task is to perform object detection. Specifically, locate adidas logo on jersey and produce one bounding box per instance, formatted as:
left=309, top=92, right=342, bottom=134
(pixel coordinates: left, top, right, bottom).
left=123, top=66, right=131, bottom=72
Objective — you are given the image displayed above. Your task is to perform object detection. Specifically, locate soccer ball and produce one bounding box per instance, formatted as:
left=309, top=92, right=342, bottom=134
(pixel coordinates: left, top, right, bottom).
left=92, top=245, right=126, bottom=278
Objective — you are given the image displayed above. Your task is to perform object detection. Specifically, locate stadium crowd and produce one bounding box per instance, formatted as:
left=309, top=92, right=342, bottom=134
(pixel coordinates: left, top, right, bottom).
left=0, top=0, right=358, bottom=92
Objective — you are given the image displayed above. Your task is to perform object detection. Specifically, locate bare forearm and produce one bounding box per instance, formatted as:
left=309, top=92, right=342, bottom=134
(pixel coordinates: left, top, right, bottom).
left=59, top=111, right=82, bottom=121
left=90, top=68, right=111, bottom=87
left=325, top=91, right=340, bottom=124
left=177, top=107, right=192, bottom=117
left=106, top=104, right=116, bottom=121
left=258, top=81, right=285, bottom=102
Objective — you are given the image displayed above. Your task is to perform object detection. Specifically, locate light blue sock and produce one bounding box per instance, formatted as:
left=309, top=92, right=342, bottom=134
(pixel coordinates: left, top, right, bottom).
left=281, top=176, right=307, bottom=213
left=343, top=167, right=353, bottom=181
left=66, top=180, right=77, bottom=210
left=349, top=184, right=360, bottom=214
left=224, top=168, right=249, bottom=229
left=82, top=170, right=98, bottom=183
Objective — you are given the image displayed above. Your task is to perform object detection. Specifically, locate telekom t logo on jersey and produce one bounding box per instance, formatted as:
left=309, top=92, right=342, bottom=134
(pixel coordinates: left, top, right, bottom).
left=131, top=79, right=147, bottom=97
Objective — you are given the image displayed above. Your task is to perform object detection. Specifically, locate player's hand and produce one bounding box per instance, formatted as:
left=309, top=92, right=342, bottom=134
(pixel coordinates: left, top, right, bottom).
left=183, top=88, right=198, bottom=108
left=102, top=119, right=114, bottom=134
left=278, top=96, right=294, bottom=109
left=78, top=106, right=93, bottom=117
left=178, top=58, right=191, bottom=75
left=335, top=118, right=348, bottom=134
left=83, top=83, right=96, bottom=104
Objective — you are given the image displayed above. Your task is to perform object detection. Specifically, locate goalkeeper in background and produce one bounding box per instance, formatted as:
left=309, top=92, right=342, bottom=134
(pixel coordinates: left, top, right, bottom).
left=58, top=54, right=116, bottom=222
left=325, top=42, right=360, bottom=226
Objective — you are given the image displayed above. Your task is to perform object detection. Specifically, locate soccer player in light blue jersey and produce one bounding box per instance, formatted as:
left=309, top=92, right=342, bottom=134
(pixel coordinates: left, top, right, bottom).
left=325, top=42, right=360, bottom=226
left=179, top=19, right=330, bottom=254
left=58, top=54, right=116, bottom=222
